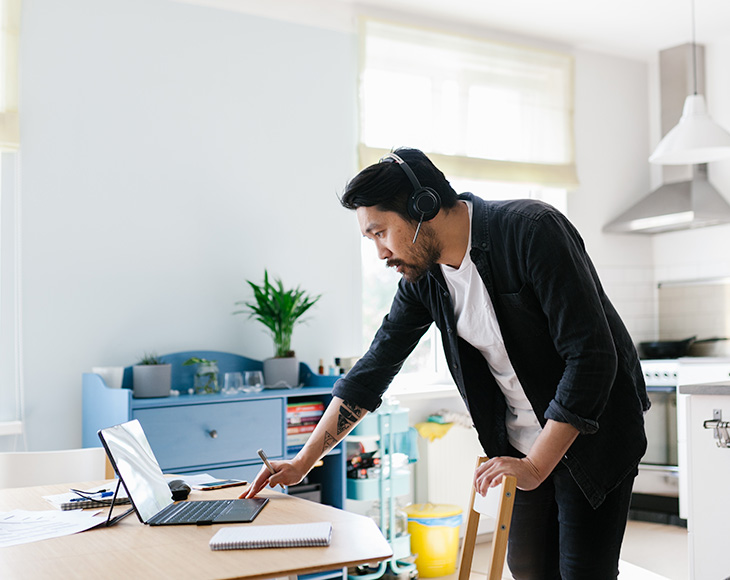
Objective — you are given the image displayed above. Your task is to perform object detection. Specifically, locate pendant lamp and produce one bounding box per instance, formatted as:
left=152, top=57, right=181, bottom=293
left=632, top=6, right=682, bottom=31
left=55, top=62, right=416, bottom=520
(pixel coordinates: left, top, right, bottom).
left=649, top=0, right=730, bottom=165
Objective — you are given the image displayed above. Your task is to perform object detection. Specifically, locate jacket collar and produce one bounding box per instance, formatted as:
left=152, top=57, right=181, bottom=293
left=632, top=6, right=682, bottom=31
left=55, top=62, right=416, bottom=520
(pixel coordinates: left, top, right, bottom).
left=458, top=192, right=490, bottom=254
left=427, top=192, right=490, bottom=289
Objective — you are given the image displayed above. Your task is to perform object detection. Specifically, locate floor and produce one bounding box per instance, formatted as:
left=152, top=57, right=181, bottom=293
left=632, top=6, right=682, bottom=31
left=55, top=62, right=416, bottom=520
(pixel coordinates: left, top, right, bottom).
left=440, top=520, right=689, bottom=580
left=620, top=520, right=689, bottom=580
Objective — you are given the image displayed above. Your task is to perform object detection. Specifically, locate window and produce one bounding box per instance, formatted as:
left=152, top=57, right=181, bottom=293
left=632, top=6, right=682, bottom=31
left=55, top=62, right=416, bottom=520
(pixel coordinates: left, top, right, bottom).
left=357, top=18, right=575, bottom=387
left=358, top=18, right=578, bottom=189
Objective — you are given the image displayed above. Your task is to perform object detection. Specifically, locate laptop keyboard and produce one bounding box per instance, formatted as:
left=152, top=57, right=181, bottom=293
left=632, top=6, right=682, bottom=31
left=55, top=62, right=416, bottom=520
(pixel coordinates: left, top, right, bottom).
left=155, top=500, right=233, bottom=524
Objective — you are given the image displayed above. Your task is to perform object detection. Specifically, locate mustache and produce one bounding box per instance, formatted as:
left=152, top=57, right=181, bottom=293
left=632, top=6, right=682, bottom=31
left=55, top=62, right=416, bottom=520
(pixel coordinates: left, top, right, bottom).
left=386, top=259, right=406, bottom=269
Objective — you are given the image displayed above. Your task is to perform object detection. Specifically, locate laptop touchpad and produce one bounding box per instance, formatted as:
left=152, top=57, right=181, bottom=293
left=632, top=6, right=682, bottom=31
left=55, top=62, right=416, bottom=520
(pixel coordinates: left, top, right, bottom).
left=215, top=497, right=269, bottom=523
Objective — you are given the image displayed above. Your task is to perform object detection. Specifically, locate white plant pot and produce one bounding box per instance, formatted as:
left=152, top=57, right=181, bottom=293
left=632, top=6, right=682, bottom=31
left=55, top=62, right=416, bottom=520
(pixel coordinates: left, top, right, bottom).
left=132, top=364, right=172, bottom=398
left=263, top=357, right=299, bottom=388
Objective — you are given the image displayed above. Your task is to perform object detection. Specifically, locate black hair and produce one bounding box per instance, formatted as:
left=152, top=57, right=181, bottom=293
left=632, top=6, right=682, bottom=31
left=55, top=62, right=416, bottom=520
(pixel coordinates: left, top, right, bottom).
left=340, top=147, right=459, bottom=222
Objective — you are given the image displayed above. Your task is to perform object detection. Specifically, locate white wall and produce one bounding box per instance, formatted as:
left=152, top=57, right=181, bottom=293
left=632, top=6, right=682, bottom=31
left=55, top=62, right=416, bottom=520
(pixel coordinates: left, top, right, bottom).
left=8, top=0, right=659, bottom=451
left=13, top=0, right=361, bottom=451
left=570, top=50, right=655, bottom=343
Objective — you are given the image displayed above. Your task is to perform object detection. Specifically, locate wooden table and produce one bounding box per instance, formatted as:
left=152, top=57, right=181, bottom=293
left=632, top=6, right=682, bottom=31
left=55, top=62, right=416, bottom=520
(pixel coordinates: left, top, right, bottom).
left=0, top=480, right=392, bottom=580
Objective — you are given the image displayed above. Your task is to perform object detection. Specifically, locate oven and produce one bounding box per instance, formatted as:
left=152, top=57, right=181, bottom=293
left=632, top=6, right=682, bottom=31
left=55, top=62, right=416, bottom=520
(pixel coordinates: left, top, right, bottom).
left=632, top=360, right=683, bottom=525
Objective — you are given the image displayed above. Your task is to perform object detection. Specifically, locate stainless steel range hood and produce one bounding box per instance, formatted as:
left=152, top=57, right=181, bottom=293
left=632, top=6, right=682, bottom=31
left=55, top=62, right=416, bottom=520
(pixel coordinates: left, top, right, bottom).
left=604, top=44, right=730, bottom=234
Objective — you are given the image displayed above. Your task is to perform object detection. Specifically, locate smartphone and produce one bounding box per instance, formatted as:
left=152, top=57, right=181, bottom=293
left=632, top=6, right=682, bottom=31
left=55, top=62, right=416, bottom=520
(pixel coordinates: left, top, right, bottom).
left=192, top=479, right=248, bottom=491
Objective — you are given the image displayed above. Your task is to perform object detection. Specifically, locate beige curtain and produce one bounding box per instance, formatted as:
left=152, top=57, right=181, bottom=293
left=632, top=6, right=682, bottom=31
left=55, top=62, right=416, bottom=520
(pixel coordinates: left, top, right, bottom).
left=359, top=19, right=578, bottom=190
left=0, top=0, right=19, bottom=151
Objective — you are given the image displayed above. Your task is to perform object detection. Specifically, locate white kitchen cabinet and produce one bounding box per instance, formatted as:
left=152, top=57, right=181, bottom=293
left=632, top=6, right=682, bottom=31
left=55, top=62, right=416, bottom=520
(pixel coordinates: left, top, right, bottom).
left=679, top=381, right=730, bottom=580
left=676, top=358, right=730, bottom=520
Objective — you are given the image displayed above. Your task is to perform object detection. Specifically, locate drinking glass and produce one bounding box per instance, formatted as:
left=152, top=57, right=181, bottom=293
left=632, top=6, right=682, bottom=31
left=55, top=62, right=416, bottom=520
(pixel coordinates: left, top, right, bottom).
left=243, top=370, right=264, bottom=393
left=222, top=372, right=243, bottom=395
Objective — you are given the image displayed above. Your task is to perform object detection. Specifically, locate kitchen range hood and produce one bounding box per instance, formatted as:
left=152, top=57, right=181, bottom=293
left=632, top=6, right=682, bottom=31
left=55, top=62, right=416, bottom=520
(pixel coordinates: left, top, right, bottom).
left=604, top=44, right=730, bottom=234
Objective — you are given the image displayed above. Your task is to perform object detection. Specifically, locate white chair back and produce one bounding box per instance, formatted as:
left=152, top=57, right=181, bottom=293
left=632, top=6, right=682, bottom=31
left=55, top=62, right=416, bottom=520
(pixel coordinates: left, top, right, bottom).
left=0, top=447, right=109, bottom=489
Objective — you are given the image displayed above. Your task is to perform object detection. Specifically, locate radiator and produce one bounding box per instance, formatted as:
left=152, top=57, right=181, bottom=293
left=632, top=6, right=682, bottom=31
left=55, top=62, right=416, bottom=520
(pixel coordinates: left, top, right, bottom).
left=414, top=424, right=495, bottom=536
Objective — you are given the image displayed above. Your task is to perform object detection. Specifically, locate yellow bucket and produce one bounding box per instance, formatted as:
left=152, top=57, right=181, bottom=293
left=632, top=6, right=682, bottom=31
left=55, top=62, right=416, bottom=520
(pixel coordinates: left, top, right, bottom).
left=404, top=503, right=462, bottom=578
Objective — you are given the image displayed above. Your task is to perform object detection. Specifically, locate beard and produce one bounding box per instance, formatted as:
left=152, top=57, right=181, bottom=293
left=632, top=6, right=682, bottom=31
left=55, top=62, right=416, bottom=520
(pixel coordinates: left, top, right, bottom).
left=385, top=224, right=442, bottom=283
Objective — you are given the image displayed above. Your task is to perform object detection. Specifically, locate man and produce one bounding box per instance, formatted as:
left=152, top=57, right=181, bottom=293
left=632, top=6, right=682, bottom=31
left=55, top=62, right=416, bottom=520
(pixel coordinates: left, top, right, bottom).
left=246, top=147, right=649, bottom=579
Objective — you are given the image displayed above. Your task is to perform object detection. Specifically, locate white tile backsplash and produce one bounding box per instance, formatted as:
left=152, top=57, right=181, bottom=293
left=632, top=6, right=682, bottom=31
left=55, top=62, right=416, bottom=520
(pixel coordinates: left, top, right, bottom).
left=559, top=227, right=730, bottom=346
left=658, top=282, right=730, bottom=339
left=597, top=265, right=657, bottom=344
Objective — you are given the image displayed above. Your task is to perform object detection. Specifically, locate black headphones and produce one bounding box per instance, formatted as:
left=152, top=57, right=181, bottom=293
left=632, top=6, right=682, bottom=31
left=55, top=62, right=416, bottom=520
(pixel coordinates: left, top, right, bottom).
left=380, top=153, right=442, bottom=223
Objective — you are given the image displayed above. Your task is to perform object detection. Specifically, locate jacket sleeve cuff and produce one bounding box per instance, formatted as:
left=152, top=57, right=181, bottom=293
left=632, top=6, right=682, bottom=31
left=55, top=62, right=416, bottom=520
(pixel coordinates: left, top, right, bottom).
left=332, top=377, right=383, bottom=413
left=545, top=400, right=599, bottom=435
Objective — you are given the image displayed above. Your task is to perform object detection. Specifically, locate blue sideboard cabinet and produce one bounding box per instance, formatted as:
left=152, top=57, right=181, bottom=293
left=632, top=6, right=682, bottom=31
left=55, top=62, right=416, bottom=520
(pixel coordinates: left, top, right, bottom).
left=82, top=351, right=345, bottom=511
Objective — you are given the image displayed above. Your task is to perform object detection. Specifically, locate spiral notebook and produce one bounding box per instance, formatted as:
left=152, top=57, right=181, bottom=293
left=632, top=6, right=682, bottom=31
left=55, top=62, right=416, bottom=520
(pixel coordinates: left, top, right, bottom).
left=209, top=521, right=332, bottom=550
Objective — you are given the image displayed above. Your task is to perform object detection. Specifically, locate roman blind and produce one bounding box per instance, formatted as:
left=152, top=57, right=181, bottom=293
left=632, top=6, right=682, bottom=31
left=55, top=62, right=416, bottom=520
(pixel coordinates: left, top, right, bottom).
left=359, top=19, right=578, bottom=189
left=0, top=0, right=19, bottom=151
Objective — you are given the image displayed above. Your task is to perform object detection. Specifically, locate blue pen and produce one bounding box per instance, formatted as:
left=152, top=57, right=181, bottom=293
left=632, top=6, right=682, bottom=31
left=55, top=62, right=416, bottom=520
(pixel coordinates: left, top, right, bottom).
left=70, top=491, right=114, bottom=501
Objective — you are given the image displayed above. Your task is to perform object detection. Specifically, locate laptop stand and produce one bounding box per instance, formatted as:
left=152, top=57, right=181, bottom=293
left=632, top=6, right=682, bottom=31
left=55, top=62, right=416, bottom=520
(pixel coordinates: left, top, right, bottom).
left=101, top=478, right=134, bottom=527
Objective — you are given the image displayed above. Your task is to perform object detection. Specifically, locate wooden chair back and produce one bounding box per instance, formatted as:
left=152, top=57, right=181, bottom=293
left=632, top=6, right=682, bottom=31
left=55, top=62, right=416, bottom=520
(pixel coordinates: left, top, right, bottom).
left=458, top=456, right=517, bottom=580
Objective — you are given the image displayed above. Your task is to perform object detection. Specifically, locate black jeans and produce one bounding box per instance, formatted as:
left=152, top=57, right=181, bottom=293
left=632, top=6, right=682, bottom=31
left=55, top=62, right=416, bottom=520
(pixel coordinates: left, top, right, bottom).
left=507, top=463, right=637, bottom=580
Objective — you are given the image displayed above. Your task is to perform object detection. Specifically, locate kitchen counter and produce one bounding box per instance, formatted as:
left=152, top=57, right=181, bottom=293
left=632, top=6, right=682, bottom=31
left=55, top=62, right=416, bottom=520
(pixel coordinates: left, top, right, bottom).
left=677, top=356, right=730, bottom=364
left=679, top=380, right=730, bottom=395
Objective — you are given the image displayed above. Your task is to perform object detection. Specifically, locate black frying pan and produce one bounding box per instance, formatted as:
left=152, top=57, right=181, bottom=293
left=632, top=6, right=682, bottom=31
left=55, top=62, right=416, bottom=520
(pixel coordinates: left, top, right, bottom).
left=637, top=336, right=696, bottom=359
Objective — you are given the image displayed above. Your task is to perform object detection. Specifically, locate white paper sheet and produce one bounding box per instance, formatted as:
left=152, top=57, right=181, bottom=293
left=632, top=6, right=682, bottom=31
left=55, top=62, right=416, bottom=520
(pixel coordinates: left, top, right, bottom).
left=0, top=509, right=106, bottom=548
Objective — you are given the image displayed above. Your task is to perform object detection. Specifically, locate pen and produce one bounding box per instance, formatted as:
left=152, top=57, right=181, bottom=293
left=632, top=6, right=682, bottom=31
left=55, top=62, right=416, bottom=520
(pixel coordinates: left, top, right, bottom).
left=258, top=448, right=285, bottom=489
left=69, top=491, right=114, bottom=502
left=258, top=448, right=276, bottom=476
left=70, top=488, right=110, bottom=495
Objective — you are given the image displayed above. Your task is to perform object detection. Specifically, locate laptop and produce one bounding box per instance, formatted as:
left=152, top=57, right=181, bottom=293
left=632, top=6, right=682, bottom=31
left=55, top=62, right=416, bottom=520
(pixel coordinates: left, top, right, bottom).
left=98, top=419, right=268, bottom=526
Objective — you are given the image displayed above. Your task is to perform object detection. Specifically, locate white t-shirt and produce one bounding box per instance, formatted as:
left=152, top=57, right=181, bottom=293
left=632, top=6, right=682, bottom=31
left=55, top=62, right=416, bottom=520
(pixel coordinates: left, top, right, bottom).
left=440, top=201, right=542, bottom=455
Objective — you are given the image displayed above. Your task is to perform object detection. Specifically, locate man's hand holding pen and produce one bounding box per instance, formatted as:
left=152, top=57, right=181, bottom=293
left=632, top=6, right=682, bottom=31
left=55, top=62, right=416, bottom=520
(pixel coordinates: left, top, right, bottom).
left=240, top=449, right=305, bottom=499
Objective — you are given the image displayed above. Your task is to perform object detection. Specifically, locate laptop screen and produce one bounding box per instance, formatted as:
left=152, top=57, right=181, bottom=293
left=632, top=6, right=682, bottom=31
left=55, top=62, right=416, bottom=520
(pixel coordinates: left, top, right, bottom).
left=99, top=419, right=174, bottom=523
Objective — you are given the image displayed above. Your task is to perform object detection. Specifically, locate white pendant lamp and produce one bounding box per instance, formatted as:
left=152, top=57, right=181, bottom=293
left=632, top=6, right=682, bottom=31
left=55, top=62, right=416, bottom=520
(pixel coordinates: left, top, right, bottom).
left=649, top=1, right=730, bottom=165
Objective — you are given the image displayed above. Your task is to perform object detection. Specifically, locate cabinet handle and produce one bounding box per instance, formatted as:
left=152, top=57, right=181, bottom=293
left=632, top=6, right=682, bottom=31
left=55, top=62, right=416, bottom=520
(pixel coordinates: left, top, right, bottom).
left=207, top=429, right=218, bottom=439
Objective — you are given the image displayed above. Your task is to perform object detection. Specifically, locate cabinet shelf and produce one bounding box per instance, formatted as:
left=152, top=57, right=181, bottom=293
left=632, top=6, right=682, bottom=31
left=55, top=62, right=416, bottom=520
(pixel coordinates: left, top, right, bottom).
left=345, top=403, right=416, bottom=580
left=346, top=470, right=410, bottom=501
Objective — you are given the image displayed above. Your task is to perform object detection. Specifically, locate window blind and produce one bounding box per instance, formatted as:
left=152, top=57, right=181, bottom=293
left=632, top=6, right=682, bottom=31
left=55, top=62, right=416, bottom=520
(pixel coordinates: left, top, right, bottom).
left=0, top=0, right=19, bottom=151
left=359, top=19, right=578, bottom=189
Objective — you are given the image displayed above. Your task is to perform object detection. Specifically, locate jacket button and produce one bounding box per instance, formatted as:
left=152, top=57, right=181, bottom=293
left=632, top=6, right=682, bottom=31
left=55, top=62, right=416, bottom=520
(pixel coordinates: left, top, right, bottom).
left=452, top=362, right=458, bottom=369
left=447, top=327, right=453, bottom=334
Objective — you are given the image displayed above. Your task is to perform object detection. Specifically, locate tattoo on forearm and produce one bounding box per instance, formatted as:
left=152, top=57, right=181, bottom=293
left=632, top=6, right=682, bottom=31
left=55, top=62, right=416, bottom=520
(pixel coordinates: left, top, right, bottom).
left=322, top=431, right=337, bottom=453
left=337, top=401, right=363, bottom=435
left=321, top=401, right=364, bottom=454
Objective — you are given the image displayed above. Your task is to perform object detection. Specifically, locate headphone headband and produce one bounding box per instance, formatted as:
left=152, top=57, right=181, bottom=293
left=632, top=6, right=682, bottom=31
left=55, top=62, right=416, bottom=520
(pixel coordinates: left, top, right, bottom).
left=379, top=153, right=421, bottom=191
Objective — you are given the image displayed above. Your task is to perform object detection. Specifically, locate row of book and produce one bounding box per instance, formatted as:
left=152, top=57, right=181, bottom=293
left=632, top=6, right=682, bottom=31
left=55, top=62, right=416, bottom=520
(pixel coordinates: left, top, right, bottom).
left=286, top=401, right=324, bottom=447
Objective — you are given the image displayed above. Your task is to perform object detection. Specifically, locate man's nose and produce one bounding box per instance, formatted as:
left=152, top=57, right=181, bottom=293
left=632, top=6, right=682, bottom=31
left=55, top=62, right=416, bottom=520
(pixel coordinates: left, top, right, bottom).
left=375, top=241, right=391, bottom=260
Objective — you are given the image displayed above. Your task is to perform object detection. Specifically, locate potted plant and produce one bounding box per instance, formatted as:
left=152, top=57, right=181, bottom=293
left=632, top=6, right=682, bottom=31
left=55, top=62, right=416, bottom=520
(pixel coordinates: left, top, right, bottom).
left=234, top=270, right=321, bottom=388
left=132, top=352, right=172, bottom=398
left=183, top=357, right=220, bottom=394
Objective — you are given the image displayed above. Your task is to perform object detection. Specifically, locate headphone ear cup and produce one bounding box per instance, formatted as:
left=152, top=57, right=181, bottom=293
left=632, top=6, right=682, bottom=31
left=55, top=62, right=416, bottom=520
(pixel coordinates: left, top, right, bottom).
left=408, top=187, right=441, bottom=222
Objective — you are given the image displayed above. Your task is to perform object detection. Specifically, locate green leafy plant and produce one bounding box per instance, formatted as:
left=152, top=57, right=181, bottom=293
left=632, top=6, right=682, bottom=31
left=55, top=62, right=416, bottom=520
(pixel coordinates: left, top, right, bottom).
left=182, top=357, right=217, bottom=367
left=183, top=357, right=219, bottom=394
left=137, top=352, right=165, bottom=365
left=234, top=270, right=322, bottom=358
